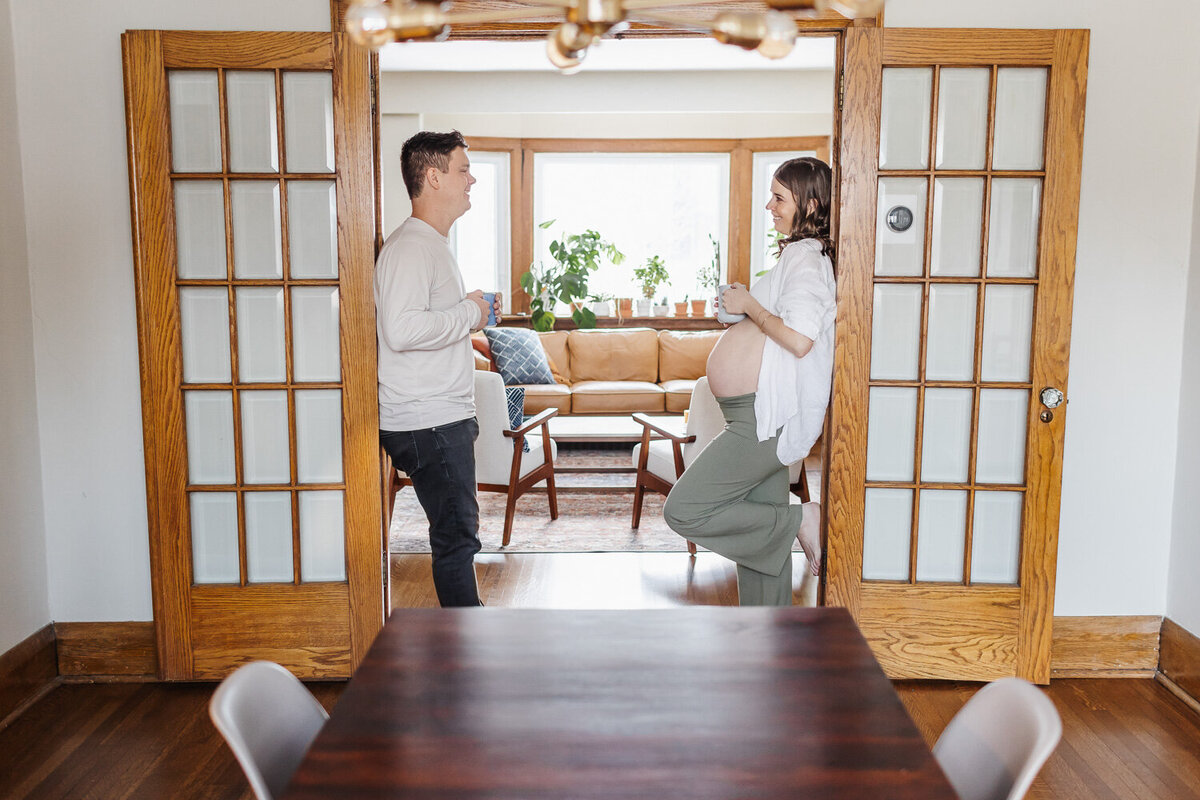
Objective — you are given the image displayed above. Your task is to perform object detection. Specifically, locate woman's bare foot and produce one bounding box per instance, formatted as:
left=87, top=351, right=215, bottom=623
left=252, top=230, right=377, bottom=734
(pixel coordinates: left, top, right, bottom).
left=796, top=501, right=821, bottom=576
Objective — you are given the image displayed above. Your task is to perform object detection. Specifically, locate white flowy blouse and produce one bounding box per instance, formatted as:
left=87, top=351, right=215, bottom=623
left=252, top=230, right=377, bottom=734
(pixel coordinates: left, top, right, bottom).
left=751, top=238, right=837, bottom=466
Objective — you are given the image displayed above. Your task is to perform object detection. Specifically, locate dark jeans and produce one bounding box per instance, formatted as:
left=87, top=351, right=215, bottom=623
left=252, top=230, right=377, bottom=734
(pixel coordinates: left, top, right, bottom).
left=381, top=418, right=482, bottom=607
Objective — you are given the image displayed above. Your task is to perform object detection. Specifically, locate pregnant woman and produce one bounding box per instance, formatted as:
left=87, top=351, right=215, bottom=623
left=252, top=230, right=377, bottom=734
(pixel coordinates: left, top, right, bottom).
left=664, top=157, right=836, bottom=606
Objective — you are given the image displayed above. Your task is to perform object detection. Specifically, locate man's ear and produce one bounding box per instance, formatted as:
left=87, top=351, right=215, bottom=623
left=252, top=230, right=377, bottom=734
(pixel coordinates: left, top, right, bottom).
left=425, top=165, right=441, bottom=192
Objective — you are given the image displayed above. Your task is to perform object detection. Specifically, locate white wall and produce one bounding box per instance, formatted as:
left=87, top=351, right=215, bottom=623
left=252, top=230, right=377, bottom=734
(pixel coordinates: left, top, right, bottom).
left=9, top=0, right=329, bottom=622
left=1167, top=127, right=1200, bottom=637
left=0, top=0, right=50, bottom=652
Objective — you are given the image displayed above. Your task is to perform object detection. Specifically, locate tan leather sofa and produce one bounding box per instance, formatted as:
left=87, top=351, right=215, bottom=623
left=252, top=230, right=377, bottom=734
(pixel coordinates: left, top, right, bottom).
left=474, top=327, right=721, bottom=416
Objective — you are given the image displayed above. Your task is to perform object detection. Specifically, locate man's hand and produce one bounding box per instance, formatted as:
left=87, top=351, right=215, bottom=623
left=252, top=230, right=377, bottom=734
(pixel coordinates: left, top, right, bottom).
left=466, top=290, right=490, bottom=330
left=490, top=292, right=503, bottom=323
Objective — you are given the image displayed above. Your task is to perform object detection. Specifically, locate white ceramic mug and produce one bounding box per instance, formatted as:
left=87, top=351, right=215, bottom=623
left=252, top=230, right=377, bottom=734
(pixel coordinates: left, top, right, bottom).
left=716, top=283, right=746, bottom=324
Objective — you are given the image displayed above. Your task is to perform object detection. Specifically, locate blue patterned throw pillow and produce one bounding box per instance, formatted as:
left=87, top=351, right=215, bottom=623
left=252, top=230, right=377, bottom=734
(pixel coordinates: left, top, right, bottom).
left=484, top=327, right=555, bottom=386
left=504, top=386, right=530, bottom=452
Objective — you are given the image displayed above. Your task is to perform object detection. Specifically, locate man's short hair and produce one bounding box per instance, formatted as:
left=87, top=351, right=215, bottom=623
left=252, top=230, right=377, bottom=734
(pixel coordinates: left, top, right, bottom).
left=401, top=130, right=468, bottom=200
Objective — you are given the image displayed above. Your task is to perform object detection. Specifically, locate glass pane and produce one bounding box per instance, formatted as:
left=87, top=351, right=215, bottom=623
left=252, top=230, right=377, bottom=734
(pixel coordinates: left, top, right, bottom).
left=870, top=284, right=923, bottom=380
left=915, top=489, right=967, bottom=582
left=976, top=389, right=1029, bottom=484
left=282, top=72, right=335, bottom=174
left=296, top=390, right=343, bottom=483
left=930, top=178, right=984, bottom=277
left=179, top=288, right=231, bottom=383
left=235, top=288, right=286, bottom=383
left=231, top=181, right=283, bottom=279
left=936, top=68, right=990, bottom=170
left=168, top=71, right=220, bottom=173
left=226, top=71, right=279, bottom=173
left=981, top=285, right=1035, bottom=381
left=299, top=491, right=346, bottom=582
left=287, top=181, right=337, bottom=278
left=240, top=390, right=291, bottom=484
left=988, top=179, right=1042, bottom=278
left=925, top=284, right=977, bottom=381
left=921, top=388, right=973, bottom=483
left=880, top=68, right=932, bottom=170
left=863, top=488, right=912, bottom=581
left=189, top=492, right=239, bottom=583
left=867, top=387, right=918, bottom=482
left=174, top=181, right=227, bottom=279
left=245, top=492, right=294, bottom=583
left=184, top=391, right=236, bottom=485
left=292, top=287, right=341, bottom=382
left=876, top=178, right=927, bottom=277
left=450, top=156, right=510, bottom=298
left=972, top=491, right=1022, bottom=584
left=993, top=68, right=1047, bottom=170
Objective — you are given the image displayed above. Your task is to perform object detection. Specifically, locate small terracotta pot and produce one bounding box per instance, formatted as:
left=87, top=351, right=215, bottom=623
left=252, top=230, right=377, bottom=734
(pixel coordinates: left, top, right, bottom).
left=690, top=299, right=707, bottom=317
left=673, top=302, right=688, bottom=317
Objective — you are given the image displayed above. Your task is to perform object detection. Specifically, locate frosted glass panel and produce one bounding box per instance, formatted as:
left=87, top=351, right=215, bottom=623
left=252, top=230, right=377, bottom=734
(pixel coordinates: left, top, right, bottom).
left=185, top=391, right=235, bottom=485
left=299, top=491, right=346, bottom=582
left=988, top=179, right=1042, bottom=278
left=976, top=389, right=1029, bottom=484
left=863, top=489, right=912, bottom=581
left=981, top=285, right=1034, bottom=381
left=876, top=178, right=927, bottom=277
left=921, top=388, right=973, bottom=483
left=292, top=287, right=341, bottom=382
left=179, top=288, right=231, bottom=383
left=972, top=491, right=1022, bottom=584
left=168, top=71, right=220, bottom=173
left=287, top=181, right=337, bottom=278
left=936, top=68, right=990, bottom=170
left=235, top=288, right=286, bottom=383
left=226, top=71, right=279, bottom=173
left=282, top=72, right=335, bottom=173
left=245, top=492, right=294, bottom=583
left=174, top=181, right=227, bottom=279
left=925, top=285, right=977, bottom=381
left=190, top=492, right=239, bottom=583
left=993, top=68, right=1047, bottom=170
left=231, top=182, right=283, bottom=279
left=240, top=390, right=290, bottom=485
left=296, top=390, right=343, bottom=483
left=870, top=284, right=923, bottom=380
left=916, top=490, right=967, bottom=582
left=867, top=388, right=918, bottom=482
left=930, top=178, right=984, bottom=277
left=880, top=69, right=932, bottom=170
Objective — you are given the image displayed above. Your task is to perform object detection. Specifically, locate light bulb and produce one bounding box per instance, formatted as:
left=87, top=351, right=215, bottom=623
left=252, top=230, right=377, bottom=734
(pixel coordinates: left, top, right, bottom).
left=388, top=1, right=450, bottom=41
left=816, top=0, right=885, bottom=19
left=345, top=1, right=394, bottom=49
left=546, top=23, right=590, bottom=74
left=711, top=11, right=765, bottom=52
left=756, top=10, right=796, bottom=59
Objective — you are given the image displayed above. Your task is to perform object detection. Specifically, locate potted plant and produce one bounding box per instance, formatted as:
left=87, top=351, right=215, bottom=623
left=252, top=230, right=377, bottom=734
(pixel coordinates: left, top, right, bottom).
left=653, top=296, right=670, bottom=317
left=590, top=292, right=614, bottom=317
left=521, top=220, right=625, bottom=332
left=673, top=296, right=689, bottom=317
left=617, top=297, right=633, bottom=318
left=695, top=233, right=722, bottom=314
left=633, top=255, right=669, bottom=317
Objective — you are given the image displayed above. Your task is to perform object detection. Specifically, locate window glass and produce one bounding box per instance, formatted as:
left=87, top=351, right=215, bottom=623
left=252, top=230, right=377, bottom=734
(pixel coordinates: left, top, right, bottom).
left=750, top=150, right=816, bottom=287
left=450, top=152, right=510, bottom=310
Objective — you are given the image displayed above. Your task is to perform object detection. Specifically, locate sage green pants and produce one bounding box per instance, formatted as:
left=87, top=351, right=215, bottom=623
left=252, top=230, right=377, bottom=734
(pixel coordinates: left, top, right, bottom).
left=663, top=393, right=802, bottom=606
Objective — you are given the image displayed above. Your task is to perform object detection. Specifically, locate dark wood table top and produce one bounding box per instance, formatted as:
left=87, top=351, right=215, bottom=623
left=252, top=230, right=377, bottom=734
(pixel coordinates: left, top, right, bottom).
left=282, top=607, right=956, bottom=799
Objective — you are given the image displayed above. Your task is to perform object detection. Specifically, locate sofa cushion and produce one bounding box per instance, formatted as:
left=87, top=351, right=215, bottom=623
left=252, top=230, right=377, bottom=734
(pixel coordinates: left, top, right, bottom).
left=538, top=331, right=571, bottom=383
left=571, top=380, right=664, bottom=414
left=520, top=382, right=571, bottom=416
left=568, top=328, right=659, bottom=382
left=485, top=327, right=555, bottom=385
left=660, top=379, right=696, bottom=413
left=658, top=330, right=722, bottom=382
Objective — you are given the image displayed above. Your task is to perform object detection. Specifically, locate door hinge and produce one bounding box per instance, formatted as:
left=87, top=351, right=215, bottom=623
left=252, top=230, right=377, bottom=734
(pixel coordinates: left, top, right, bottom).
left=838, top=70, right=845, bottom=113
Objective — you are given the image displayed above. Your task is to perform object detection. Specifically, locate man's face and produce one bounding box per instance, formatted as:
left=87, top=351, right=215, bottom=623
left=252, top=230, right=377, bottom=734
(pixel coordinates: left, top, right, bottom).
left=439, top=147, right=475, bottom=221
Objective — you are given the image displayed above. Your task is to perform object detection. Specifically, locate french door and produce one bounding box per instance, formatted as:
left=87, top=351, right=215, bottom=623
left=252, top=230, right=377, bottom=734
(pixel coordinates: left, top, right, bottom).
left=828, top=28, right=1088, bottom=682
left=123, top=31, right=382, bottom=679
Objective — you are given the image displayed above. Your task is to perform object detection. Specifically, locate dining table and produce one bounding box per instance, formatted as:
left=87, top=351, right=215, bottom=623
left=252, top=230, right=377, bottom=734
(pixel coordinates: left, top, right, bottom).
left=281, top=606, right=957, bottom=799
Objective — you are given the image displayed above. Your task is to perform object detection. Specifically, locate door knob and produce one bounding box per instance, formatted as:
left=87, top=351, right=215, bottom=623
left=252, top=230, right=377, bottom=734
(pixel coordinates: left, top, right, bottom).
left=1040, top=387, right=1064, bottom=409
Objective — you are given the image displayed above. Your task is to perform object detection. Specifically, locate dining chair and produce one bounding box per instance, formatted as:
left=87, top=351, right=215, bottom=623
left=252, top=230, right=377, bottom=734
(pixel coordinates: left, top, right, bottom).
left=932, top=677, right=1063, bottom=800
left=209, top=661, right=329, bottom=800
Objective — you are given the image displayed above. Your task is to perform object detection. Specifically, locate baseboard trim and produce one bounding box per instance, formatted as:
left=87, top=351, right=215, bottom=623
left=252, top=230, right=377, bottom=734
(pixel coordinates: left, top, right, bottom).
left=0, top=625, right=59, bottom=730
left=1158, top=617, right=1200, bottom=708
left=1050, top=615, right=1162, bottom=677
left=54, top=622, right=157, bottom=679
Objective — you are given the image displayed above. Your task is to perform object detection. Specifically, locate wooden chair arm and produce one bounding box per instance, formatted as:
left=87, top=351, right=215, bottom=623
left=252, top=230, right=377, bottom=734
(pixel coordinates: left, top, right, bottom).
left=631, top=413, right=695, bottom=444
left=504, top=407, right=558, bottom=438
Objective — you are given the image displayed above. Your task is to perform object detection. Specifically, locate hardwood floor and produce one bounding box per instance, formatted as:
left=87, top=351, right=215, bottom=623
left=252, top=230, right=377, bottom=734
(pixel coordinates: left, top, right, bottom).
left=2, top=553, right=1198, bottom=799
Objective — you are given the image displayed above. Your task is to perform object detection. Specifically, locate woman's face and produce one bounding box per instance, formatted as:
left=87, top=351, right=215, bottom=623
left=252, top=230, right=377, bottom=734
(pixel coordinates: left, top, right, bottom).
left=766, top=178, right=797, bottom=235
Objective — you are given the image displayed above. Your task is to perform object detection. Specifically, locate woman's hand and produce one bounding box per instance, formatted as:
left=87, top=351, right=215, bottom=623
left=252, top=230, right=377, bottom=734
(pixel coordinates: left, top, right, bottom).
left=720, top=282, right=753, bottom=314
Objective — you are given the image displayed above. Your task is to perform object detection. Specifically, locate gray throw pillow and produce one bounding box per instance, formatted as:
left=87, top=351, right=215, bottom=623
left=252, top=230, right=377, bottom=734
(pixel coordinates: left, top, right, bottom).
left=484, top=328, right=555, bottom=386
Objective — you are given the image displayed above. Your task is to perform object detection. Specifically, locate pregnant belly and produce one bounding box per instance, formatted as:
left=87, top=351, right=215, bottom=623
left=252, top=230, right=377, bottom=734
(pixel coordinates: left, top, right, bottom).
left=706, top=320, right=766, bottom=398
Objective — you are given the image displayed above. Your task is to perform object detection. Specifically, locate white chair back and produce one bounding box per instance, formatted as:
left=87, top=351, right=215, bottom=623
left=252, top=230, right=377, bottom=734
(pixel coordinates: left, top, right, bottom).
left=209, top=661, right=329, bottom=800
left=933, top=677, right=1062, bottom=800
left=681, top=376, right=723, bottom=468
left=474, top=370, right=514, bottom=484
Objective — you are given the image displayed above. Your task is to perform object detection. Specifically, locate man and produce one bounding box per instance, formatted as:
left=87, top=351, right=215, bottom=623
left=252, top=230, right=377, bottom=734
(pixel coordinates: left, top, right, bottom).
left=376, top=130, right=501, bottom=607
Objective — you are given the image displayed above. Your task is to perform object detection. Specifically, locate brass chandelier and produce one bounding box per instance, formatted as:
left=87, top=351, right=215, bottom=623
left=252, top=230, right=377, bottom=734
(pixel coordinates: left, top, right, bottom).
left=345, top=0, right=884, bottom=71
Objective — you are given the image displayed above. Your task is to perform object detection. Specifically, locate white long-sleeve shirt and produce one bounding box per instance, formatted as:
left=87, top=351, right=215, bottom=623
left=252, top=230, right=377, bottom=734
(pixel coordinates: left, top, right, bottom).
left=375, top=217, right=479, bottom=431
left=753, top=239, right=837, bottom=465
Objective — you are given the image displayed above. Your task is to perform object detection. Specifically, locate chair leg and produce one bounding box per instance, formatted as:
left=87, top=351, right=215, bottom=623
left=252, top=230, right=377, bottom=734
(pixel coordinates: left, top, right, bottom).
left=502, top=485, right=519, bottom=547
left=387, top=469, right=399, bottom=524
left=631, top=481, right=646, bottom=529
left=799, top=464, right=811, bottom=503
left=687, top=540, right=697, bottom=556
left=545, top=466, right=559, bottom=521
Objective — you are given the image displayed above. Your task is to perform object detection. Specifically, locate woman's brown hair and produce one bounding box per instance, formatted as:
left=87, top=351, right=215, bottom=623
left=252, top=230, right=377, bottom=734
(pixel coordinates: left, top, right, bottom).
left=773, top=157, right=835, bottom=270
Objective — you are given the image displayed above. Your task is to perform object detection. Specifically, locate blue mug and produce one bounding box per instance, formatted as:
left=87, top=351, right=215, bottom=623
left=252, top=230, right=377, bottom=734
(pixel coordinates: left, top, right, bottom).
left=482, top=292, right=498, bottom=326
